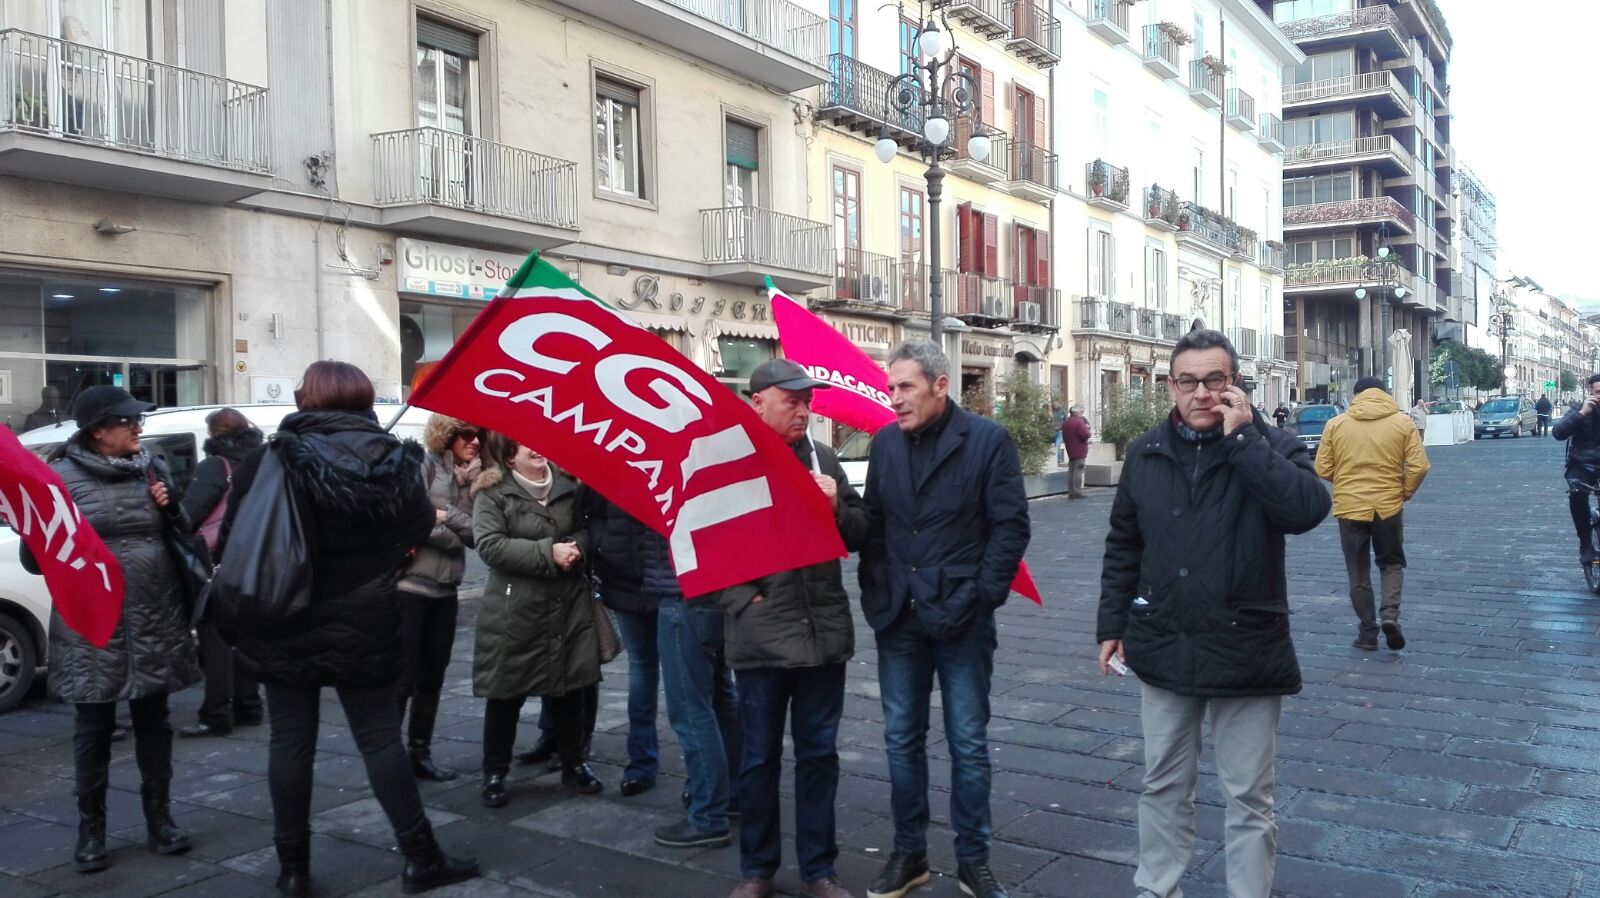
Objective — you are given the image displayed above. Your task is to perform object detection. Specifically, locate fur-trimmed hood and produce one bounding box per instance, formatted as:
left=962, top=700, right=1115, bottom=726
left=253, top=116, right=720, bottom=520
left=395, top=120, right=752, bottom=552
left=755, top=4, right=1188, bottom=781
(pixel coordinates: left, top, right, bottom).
left=422, top=414, right=471, bottom=454
left=204, top=426, right=265, bottom=462
left=274, top=410, right=425, bottom=520
left=471, top=461, right=574, bottom=500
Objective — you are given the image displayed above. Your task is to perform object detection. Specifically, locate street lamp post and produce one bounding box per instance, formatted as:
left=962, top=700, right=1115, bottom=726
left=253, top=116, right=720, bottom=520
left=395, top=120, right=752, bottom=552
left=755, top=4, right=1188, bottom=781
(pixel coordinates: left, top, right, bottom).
left=1354, top=224, right=1406, bottom=381
left=1487, top=302, right=1515, bottom=397
left=874, top=6, right=988, bottom=348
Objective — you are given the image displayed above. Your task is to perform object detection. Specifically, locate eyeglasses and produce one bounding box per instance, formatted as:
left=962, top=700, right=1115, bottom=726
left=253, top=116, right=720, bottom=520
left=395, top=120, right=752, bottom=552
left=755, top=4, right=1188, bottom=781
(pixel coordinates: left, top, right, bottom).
left=111, top=414, right=146, bottom=429
left=1172, top=374, right=1232, bottom=394
left=452, top=429, right=481, bottom=443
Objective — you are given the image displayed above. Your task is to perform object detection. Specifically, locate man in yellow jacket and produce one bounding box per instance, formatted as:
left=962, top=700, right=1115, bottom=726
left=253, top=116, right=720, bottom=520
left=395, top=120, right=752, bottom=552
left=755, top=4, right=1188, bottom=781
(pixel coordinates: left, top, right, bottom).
left=1315, top=377, right=1430, bottom=651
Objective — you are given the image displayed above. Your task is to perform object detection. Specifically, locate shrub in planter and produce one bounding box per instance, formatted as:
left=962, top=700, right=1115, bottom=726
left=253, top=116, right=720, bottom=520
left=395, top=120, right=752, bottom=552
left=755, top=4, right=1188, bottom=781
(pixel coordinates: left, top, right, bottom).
left=1100, top=384, right=1169, bottom=460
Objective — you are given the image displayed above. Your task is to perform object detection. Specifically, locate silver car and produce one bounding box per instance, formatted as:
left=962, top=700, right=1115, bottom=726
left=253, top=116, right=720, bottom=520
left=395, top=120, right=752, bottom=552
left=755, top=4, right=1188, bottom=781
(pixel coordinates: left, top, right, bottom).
left=1474, top=396, right=1539, bottom=439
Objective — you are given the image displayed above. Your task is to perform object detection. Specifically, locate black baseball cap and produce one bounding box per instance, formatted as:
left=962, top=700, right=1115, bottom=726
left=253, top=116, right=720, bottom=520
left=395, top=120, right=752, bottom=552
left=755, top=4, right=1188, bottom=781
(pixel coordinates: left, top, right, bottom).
left=744, top=359, right=833, bottom=396
left=72, top=386, right=156, bottom=430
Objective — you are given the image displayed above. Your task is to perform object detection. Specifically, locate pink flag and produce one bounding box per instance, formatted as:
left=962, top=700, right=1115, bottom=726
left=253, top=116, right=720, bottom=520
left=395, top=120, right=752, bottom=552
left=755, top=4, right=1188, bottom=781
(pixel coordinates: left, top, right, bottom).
left=771, top=289, right=1042, bottom=606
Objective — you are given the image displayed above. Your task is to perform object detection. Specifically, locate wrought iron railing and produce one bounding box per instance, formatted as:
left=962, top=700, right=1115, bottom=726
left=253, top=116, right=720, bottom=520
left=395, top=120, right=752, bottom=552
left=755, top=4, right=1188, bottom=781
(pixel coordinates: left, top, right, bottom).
left=1276, top=6, right=1410, bottom=45
left=1284, top=135, right=1408, bottom=171
left=1144, top=184, right=1180, bottom=224
left=1007, top=140, right=1057, bottom=191
left=0, top=29, right=270, bottom=172
left=1228, top=327, right=1259, bottom=357
left=1226, top=88, right=1255, bottom=127
left=1162, top=314, right=1185, bottom=341
left=1259, top=242, right=1287, bottom=270
left=932, top=0, right=1009, bottom=31
left=701, top=206, right=831, bottom=275
left=1086, top=158, right=1130, bottom=204
left=1284, top=259, right=1409, bottom=287
left=1005, top=0, right=1062, bottom=59
left=1141, top=25, right=1179, bottom=71
left=1283, top=197, right=1416, bottom=231
left=1189, top=59, right=1222, bottom=98
left=1136, top=308, right=1159, bottom=339
left=1087, top=0, right=1130, bottom=31
left=664, top=0, right=827, bottom=66
left=1257, top=112, right=1284, bottom=145
left=372, top=127, right=578, bottom=228
left=946, top=272, right=1013, bottom=318
left=1178, top=202, right=1254, bottom=256
left=827, top=248, right=897, bottom=306
left=1012, top=285, right=1059, bottom=327
left=1283, top=70, right=1412, bottom=112
left=820, top=53, right=923, bottom=132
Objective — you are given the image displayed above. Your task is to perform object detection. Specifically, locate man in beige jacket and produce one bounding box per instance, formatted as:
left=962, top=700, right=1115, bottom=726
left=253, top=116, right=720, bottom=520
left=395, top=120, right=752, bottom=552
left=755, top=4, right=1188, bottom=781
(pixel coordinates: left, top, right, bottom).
left=1315, top=377, right=1430, bottom=651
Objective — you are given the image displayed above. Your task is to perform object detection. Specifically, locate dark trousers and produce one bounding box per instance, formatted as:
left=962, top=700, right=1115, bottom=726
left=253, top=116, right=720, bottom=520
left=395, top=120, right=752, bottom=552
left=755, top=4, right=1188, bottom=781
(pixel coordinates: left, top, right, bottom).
left=196, top=622, right=262, bottom=728
left=1538, top=413, right=1552, bottom=436
left=75, top=694, right=172, bottom=796
left=397, top=592, right=459, bottom=749
left=1338, top=513, right=1406, bottom=637
left=736, top=663, right=846, bottom=881
left=1570, top=490, right=1594, bottom=552
left=536, top=682, right=599, bottom=749
left=483, top=690, right=587, bottom=775
left=263, top=682, right=426, bottom=841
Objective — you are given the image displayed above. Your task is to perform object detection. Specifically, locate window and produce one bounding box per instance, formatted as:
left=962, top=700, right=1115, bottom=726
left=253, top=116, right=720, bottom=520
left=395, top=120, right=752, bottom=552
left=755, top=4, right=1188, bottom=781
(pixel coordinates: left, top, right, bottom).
left=832, top=164, right=862, bottom=291
left=899, top=186, right=925, bottom=307
left=1088, top=226, right=1115, bottom=298
left=829, top=0, right=857, bottom=58
left=957, top=204, right=999, bottom=275
left=715, top=338, right=775, bottom=395
left=1282, top=173, right=1352, bottom=206
left=898, top=17, right=918, bottom=75
left=416, top=18, right=480, bottom=134
left=1012, top=224, right=1050, bottom=301
left=596, top=78, right=645, bottom=199
left=1091, top=87, right=1110, bottom=157
left=1015, top=86, right=1036, bottom=147
left=1272, top=0, right=1355, bottom=22
left=1290, top=50, right=1353, bottom=85
left=1287, top=238, right=1354, bottom=263
left=1146, top=242, right=1169, bottom=309
left=1192, top=146, right=1204, bottom=206
left=1228, top=169, right=1238, bottom=219
left=724, top=118, right=760, bottom=207
left=1284, top=112, right=1352, bottom=147
left=1193, top=11, right=1206, bottom=55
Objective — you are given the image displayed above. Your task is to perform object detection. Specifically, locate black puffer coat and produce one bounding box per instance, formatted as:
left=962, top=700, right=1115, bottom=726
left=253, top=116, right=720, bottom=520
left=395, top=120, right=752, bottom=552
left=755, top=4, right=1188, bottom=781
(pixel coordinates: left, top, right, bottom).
left=44, top=441, right=200, bottom=703
left=179, top=427, right=264, bottom=543
left=584, top=491, right=650, bottom=614
left=220, top=410, right=433, bottom=688
left=1097, top=414, right=1331, bottom=698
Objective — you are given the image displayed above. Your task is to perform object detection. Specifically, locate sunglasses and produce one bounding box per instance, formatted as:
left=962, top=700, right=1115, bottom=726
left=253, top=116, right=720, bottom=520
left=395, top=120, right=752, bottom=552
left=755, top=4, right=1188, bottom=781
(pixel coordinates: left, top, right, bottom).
left=110, top=414, right=146, bottom=429
left=452, top=429, right=481, bottom=443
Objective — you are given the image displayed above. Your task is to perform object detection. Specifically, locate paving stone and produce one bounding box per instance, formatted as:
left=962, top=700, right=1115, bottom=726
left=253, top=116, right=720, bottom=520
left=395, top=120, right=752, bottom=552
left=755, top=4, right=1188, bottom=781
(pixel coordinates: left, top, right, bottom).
left=1514, top=822, right=1600, bottom=864
left=1282, top=792, right=1516, bottom=847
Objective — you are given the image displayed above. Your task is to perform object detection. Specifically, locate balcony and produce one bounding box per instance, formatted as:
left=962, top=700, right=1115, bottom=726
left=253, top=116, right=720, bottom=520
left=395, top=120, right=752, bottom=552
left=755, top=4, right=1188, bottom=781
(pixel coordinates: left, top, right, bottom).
left=945, top=271, right=1014, bottom=322
left=1004, top=1, right=1062, bottom=68
left=1276, top=6, right=1411, bottom=59
left=931, top=0, right=1010, bottom=39
left=0, top=29, right=271, bottom=203
left=1256, top=113, right=1285, bottom=153
left=1284, top=259, right=1411, bottom=294
left=1085, top=159, right=1130, bottom=211
left=1143, top=184, right=1181, bottom=231
left=1177, top=202, right=1255, bottom=258
left=948, top=120, right=1007, bottom=184
left=576, top=0, right=827, bottom=91
left=1003, top=140, right=1057, bottom=202
left=371, top=127, right=578, bottom=250
left=1228, top=327, right=1259, bottom=358
left=817, top=54, right=923, bottom=144
left=700, top=205, right=831, bottom=291
left=1075, top=297, right=1135, bottom=335
left=1163, top=313, right=1186, bottom=341
left=1262, top=333, right=1286, bottom=360
left=1134, top=307, right=1160, bottom=339
left=1188, top=60, right=1222, bottom=108
left=1285, top=336, right=1357, bottom=363
left=1283, top=197, right=1416, bottom=234
left=1284, top=135, right=1411, bottom=177
left=1225, top=89, right=1255, bottom=132
left=1086, top=0, right=1131, bottom=45
left=1259, top=241, right=1287, bottom=273
left=1284, top=70, right=1412, bottom=118
left=820, top=248, right=899, bottom=312
left=1141, top=26, right=1181, bottom=80
left=1012, top=285, right=1060, bottom=330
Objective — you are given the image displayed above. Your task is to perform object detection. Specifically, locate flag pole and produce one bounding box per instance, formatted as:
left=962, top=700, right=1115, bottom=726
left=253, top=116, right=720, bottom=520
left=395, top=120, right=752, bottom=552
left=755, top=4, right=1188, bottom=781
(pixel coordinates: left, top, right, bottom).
left=382, top=403, right=411, bottom=434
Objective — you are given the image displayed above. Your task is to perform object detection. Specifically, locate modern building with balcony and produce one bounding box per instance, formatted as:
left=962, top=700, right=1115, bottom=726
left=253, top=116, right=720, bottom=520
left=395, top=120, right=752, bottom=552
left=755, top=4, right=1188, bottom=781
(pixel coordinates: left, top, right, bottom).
left=0, top=0, right=833, bottom=418
left=1051, top=0, right=1302, bottom=436
left=1455, top=164, right=1497, bottom=355
left=1272, top=0, right=1456, bottom=405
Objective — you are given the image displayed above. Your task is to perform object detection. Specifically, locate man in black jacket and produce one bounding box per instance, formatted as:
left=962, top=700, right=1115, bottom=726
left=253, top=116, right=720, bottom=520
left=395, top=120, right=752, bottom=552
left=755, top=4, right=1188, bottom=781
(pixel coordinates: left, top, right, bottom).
left=1552, top=374, right=1600, bottom=564
left=716, top=359, right=870, bottom=898
left=1096, top=329, right=1330, bottom=898
left=1536, top=394, right=1553, bottom=436
left=859, top=341, right=1029, bottom=898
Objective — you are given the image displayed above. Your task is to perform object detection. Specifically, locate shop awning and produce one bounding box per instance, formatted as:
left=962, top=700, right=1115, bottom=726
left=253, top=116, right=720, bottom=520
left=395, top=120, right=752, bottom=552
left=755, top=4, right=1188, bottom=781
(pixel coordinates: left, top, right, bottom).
left=713, top=320, right=780, bottom=341
left=625, top=310, right=690, bottom=333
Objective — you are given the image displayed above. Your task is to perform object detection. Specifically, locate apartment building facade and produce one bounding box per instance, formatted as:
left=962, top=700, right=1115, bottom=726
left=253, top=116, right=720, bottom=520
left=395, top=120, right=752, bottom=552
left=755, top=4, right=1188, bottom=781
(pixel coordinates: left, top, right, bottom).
left=1454, top=163, right=1497, bottom=356
left=1271, top=0, right=1455, bottom=407
left=0, top=0, right=835, bottom=427
left=1058, top=0, right=1301, bottom=430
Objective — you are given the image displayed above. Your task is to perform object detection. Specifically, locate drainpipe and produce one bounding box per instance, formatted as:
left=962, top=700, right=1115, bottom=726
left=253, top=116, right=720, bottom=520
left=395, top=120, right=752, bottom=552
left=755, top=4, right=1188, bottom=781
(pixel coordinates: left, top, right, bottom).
left=1049, top=58, right=1058, bottom=389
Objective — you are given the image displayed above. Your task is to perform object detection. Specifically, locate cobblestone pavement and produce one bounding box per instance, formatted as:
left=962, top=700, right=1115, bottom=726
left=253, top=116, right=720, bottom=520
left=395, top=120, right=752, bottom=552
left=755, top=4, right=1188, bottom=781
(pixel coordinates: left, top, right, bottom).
left=3, top=433, right=1599, bottom=897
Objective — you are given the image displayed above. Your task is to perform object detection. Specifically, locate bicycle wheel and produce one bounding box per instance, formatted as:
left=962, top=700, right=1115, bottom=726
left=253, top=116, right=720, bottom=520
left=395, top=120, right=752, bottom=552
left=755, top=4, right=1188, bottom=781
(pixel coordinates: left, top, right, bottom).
left=1590, top=506, right=1600, bottom=594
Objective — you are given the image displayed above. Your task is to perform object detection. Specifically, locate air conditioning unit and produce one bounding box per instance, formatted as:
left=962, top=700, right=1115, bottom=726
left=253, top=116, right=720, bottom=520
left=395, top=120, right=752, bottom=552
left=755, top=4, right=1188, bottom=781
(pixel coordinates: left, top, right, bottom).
left=1018, top=301, right=1041, bottom=324
left=866, top=275, right=886, bottom=300
left=981, top=296, right=1007, bottom=318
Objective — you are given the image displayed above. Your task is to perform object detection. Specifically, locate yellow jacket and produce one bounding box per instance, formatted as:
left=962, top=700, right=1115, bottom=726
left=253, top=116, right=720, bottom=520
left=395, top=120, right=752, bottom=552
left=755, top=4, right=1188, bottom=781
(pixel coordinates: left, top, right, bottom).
left=1314, top=389, right=1430, bottom=520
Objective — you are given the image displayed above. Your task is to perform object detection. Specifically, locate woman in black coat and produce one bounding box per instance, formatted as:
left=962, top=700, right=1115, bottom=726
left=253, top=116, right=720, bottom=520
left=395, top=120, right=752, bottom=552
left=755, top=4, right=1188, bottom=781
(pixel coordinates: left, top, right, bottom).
left=32, top=386, right=200, bottom=874
left=217, top=362, right=477, bottom=897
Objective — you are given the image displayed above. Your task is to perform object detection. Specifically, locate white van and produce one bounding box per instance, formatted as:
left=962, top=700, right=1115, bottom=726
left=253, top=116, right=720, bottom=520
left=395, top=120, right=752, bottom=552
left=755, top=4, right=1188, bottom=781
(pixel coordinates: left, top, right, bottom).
left=0, top=404, right=432, bottom=713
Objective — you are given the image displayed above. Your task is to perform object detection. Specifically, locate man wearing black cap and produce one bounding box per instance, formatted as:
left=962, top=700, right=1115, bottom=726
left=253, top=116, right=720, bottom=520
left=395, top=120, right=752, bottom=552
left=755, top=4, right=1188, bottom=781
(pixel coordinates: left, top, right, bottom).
left=715, top=360, right=870, bottom=898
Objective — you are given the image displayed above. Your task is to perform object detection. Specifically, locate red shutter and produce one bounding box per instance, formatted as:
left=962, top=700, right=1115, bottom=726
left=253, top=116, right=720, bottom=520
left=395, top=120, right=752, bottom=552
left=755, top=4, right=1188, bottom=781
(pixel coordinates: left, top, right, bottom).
left=1036, top=230, right=1051, bottom=289
left=1033, top=91, right=1048, bottom=153
left=1012, top=223, right=1027, bottom=283
left=980, top=68, right=995, bottom=127
left=982, top=212, right=999, bottom=276
left=957, top=202, right=975, bottom=272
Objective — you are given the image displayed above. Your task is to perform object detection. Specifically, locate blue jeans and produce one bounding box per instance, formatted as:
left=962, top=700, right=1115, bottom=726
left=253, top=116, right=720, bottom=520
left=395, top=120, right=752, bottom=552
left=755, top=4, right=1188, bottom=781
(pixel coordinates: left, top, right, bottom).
left=613, top=607, right=661, bottom=783
left=876, top=606, right=997, bottom=864
left=658, top=597, right=741, bottom=832
left=736, top=663, right=846, bottom=881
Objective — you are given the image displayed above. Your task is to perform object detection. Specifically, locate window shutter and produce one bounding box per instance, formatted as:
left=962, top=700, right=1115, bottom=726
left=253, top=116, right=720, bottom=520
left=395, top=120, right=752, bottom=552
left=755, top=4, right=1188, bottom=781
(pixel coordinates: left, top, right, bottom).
left=958, top=202, right=975, bottom=272
left=1012, top=224, right=1027, bottom=283
left=980, top=69, right=995, bottom=127
left=1145, top=246, right=1155, bottom=307
left=982, top=213, right=999, bottom=276
left=1108, top=233, right=1118, bottom=300
left=1033, top=93, right=1047, bottom=152
left=417, top=17, right=480, bottom=59
left=1036, top=232, right=1050, bottom=289
left=725, top=120, right=760, bottom=170
left=597, top=79, right=640, bottom=106
left=1087, top=229, right=1100, bottom=296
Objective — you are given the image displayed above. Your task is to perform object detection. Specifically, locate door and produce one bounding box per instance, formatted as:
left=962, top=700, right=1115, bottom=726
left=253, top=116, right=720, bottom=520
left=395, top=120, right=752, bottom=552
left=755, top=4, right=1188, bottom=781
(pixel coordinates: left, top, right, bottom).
left=415, top=19, right=480, bottom=207
left=832, top=165, right=862, bottom=299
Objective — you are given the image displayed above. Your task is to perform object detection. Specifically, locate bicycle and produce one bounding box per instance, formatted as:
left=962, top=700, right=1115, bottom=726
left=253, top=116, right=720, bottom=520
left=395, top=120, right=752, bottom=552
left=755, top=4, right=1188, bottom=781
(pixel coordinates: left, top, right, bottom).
left=1572, top=479, right=1600, bottom=594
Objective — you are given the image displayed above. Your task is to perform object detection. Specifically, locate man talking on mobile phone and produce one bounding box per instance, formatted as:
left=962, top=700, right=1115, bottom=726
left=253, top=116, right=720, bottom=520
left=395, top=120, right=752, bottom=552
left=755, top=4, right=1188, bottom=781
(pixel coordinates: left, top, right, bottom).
left=1551, top=373, right=1600, bottom=567
left=1095, top=329, right=1330, bottom=898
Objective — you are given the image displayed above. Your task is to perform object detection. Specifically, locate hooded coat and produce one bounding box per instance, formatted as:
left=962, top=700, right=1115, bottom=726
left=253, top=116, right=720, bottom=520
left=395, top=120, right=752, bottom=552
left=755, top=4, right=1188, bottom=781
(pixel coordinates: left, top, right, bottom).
left=219, top=410, right=434, bottom=688
left=1315, top=389, right=1430, bottom=521
left=397, top=415, right=478, bottom=598
left=42, top=440, right=200, bottom=703
left=471, top=464, right=600, bottom=700
left=179, top=426, right=265, bottom=550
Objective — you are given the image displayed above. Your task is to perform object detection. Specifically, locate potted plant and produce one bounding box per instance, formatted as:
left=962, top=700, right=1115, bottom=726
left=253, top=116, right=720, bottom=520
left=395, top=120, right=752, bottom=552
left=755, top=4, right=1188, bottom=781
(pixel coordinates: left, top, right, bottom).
left=1089, top=161, right=1107, bottom=196
left=1100, top=384, right=1169, bottom=463
left=1147, top=184, right=1163, bottom=218
left=1110, top=167, right=1131, bottom=204
left=1158, top=21, right=1193, bottom=46
left=1163, top=191, right=1180, bottom=224
left=11, top=87, right=46, bottom=129
left=1177, top=210, right=1191, bottom=230
left=1200, top=53, right=1228, bottom=76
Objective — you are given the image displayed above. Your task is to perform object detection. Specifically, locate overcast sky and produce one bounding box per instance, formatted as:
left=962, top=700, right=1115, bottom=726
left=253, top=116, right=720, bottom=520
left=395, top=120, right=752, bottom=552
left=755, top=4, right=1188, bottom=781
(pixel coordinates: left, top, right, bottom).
left=1446, top=1, right=1595, bottom=303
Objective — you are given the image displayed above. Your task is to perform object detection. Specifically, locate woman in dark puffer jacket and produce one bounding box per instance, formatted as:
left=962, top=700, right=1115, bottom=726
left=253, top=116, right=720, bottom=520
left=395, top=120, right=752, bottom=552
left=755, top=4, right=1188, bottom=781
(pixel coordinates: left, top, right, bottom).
left=218, top=362, right=477, bottom=896
left=31, top=386, right=201, bottom=875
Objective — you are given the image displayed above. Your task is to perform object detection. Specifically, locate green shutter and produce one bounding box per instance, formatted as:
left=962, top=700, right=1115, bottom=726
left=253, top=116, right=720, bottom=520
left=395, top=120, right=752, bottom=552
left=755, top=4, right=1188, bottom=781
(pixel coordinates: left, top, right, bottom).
left=725, top=120, right=760, bottom=171
left=418, top=18, right=479, bottom=60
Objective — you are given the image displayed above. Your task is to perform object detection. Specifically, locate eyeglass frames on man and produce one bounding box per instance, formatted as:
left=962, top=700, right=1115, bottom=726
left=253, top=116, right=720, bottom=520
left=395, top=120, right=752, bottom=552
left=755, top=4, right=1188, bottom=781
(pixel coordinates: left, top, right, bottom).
left=1172, top=374, right=1232, bottom=394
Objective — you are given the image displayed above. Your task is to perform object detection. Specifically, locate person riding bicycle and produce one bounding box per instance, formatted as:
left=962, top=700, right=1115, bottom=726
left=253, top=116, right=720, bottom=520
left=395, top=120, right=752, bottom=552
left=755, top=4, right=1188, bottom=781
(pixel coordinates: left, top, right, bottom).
left=1551, top=374, right=1600, bottom=565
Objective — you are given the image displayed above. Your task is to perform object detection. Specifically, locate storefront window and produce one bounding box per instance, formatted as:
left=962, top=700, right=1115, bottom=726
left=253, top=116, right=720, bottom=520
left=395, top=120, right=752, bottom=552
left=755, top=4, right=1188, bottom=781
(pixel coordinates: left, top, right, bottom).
left=715, top=337, right=774, bottom=394
left=0, top=269, right=211, bottom=431
left=400, top=300, right=482, bottom=398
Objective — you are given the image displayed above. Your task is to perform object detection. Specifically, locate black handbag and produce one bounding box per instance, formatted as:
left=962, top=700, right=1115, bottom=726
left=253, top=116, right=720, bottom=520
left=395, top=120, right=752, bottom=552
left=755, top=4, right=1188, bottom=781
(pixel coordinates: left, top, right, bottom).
left=205, top=442, right=313, bottom=633
left=149, top=469, right=212, bottom=627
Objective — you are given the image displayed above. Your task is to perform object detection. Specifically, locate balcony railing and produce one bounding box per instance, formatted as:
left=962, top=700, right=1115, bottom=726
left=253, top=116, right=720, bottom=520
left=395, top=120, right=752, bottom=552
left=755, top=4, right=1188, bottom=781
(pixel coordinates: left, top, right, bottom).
left=1283, top=197, right=1416, bottom=232
left=701, top=206, right=831, bottom=275
left=1004, top=0, right=1062, bottom=66
left=1188, top=59, right=1223, bottom=106
left=1284, top=259, right=1409, bottom=288
left=826, top=248, right=898, bottom=307
left=819, top=54, right=923, bottom=136
left=1144, top=184, right=1181, bottom=228
left=1135, top=307, right=1160, bottom=339
left=372, top=127, right=578, bottom=228
left=1257, top=112, right=1285, bottom=151
left=1259, top=242, right=1286, bottom=271
left=1228, top=327, right=1259, bottom=357
left=1086, top=158, right=1130, bottom=207
left=1013, top=285, right=1060, bottom=328
left=1225, top=88, right=1255, bottom=130
left=1284, top=135, right=1409, bottom=173
left=1162, top=313, right=1185, bottom=341
left=1075, top=297, right=1134, bottom=334
left=1282, top=70, right=1412, bottom=113
left=1086, top=0, right=1131, bottom=43
left=664, top=0, right=827, bottom=67
left=1003, top=140, right=1056, bottom=194
left=0, top=29, right=271, bottom=172
left=1276, top=5, right=1410, bottom=49
left=946, top=272, right=1013, bottom=319
left=1141, top=25, right=1181, bottom=77
left=931, top=0, right=1010, bottom=38
left=1179, top=202, right=1255, bottom=256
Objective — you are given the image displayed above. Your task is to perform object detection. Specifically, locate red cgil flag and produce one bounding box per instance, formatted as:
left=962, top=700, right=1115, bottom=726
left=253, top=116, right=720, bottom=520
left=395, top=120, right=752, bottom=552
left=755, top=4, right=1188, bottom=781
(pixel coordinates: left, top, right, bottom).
left=408, top=254, right=845, bottom=597
left=0, top=428, right=125, bottom=647
left=771, top=288, right=1043, bottom=605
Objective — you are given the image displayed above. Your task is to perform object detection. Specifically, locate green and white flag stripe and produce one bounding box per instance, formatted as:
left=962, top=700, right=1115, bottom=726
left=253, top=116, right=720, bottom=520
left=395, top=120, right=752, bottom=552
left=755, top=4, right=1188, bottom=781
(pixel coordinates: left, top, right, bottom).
left=499, top=252, right=605, bottom=304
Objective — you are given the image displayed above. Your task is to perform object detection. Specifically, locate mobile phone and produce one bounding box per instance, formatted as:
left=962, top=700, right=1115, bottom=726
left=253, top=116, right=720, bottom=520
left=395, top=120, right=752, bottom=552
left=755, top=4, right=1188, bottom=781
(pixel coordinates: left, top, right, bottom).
left=1107, top=655, right=1130, bottom=677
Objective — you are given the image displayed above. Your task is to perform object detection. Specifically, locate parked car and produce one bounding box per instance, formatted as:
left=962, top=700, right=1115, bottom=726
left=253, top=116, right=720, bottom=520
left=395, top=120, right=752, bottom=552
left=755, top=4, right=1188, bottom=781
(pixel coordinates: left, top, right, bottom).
left=0, top=403, right=431, bottom=713
left=1281, top=404, right=1344, bottom=457
left=1474, top=396, right=1538, bottom=439
left=834, top=427, right=872, bottom=493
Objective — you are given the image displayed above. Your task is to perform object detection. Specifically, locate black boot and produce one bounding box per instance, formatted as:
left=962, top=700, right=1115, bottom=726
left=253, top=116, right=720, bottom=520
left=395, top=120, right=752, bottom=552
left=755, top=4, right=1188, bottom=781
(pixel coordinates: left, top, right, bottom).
left=514, top=731, right=557, bottom=768
left=141, top=781, right=191, bottom=855
left=73, top=790, right=109, bottom=874
left=396, top=819, right=479, bottom=895
left=273, top=835, right=311, bottom=897
left=407, top=692, right=457, bottom=782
